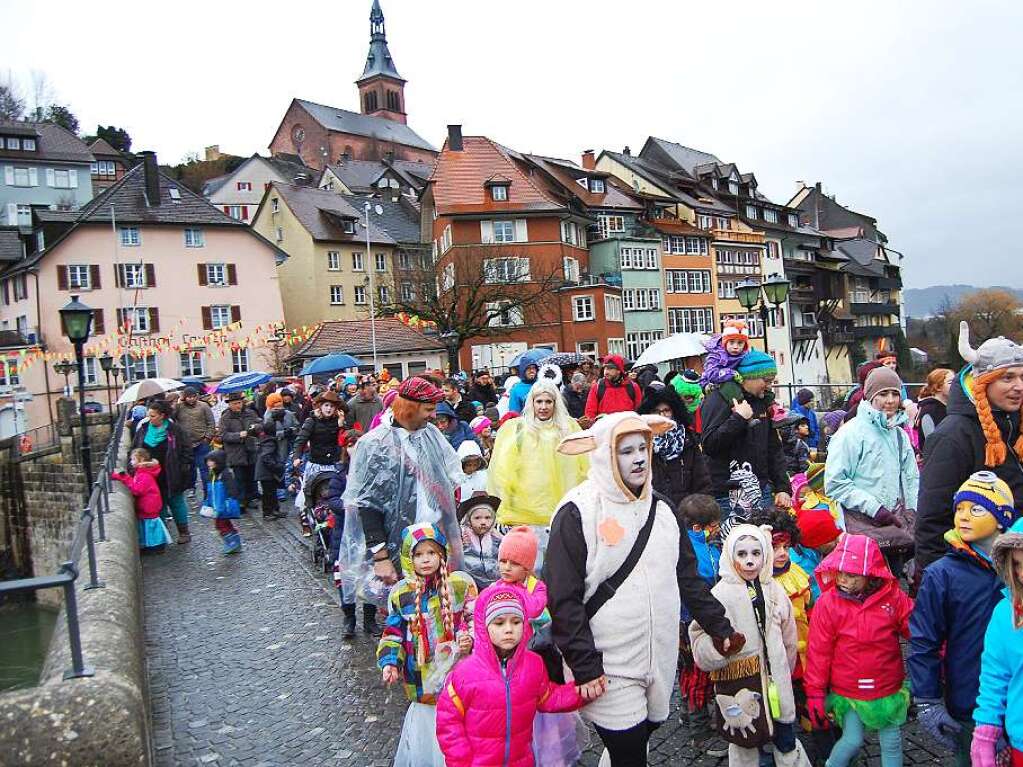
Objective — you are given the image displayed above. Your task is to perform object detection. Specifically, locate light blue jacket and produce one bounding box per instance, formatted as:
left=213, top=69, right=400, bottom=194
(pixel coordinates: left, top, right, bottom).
left=974, top=593, right=1023, bottom=748
left=824, top=401, right=919, bottom=519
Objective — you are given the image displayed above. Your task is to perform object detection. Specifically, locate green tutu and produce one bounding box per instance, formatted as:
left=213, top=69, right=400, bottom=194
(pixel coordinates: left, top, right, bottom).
left=827, top=685, right=909, bottom=731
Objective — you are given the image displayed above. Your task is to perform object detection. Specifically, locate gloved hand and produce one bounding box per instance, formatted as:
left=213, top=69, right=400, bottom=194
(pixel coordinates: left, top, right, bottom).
left=970, top=724, right=1002, bottom=767
left=873, top=506, right=899, bottom=527
left=916, top=698, right=962, bottom=751
left=772, top=720, right=796, bottom=753
left=806, top=695, right=830, bottom=730
left=712, top=631, right=747, bottom=657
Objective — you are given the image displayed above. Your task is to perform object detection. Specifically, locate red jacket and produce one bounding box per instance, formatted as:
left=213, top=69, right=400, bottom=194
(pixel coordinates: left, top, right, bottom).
left=583, top=375, right=642, bottom=420
left=112, top=463, right=163, bottom=520
left=804, top=534, right=914, bottom=701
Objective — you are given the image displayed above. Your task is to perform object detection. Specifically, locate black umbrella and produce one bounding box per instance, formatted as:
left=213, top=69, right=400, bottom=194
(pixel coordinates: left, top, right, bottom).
left=544, top=352, right=589, bottom=367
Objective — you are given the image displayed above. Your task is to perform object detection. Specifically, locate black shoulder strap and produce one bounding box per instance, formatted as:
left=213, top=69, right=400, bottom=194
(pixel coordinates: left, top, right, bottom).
left=597, top=378, right=607, bottom=403
left=585, top=494, right=658, bottom=619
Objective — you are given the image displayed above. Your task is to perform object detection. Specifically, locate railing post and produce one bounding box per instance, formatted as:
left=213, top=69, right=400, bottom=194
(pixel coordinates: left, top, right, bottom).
left=60, top=562, right=95, bottom=680
left=95, top=482, right=108, bottom=543
left=83, top=509, right=104, bottom=590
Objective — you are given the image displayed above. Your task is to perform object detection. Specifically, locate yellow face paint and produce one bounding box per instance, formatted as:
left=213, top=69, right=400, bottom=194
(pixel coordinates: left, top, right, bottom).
left=954, top=501, right=1000, bottom=542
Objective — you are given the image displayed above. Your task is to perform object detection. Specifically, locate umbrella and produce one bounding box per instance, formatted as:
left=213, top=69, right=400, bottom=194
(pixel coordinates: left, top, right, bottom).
left=299, top=353, right=363, bottom=376
left=214, top=371, right=273, bottom=393
left=115, top=377, right=185, bottom=405
left=543, top=352, right=589, bottom=367
left=507, top=347, right=554, bottom=371
left=632, top=333, right=710, bottom=367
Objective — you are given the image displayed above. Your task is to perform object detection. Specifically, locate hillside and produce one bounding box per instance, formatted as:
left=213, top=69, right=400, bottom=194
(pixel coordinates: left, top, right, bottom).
left=904, top=285, right=1023, bottom=318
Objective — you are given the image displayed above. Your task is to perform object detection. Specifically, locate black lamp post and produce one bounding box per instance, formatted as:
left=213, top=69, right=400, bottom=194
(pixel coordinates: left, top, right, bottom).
left=54, top=359, right=78, bottom=397
left=59, top=295, right=95, bottom=503
left=735, top=274, right=791, bottom=357
left=440, top=331, right=460, bottom=374
left=99, top=352, right=115, bottom=416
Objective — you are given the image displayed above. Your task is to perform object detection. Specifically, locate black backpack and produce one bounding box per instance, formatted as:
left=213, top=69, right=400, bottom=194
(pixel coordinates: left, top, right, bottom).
left=596, top=378, right=641, bottom=410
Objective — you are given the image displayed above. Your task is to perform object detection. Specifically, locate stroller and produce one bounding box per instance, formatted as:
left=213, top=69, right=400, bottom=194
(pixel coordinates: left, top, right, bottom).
left=299, top=468, right=338, bottom=574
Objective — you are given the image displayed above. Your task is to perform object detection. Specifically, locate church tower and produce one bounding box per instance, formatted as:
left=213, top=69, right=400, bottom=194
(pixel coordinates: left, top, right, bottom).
left=356, top=0, right=407, bottom=125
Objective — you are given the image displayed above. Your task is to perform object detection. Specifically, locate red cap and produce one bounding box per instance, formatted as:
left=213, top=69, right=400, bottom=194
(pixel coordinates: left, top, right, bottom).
left=796, top=508, right=841, bottom=549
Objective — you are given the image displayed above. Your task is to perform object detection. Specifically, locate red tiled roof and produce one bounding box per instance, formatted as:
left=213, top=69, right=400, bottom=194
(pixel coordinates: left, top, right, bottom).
left=524, top=155, right=644, bottom=211
left=290, top=318, right=444, bottom=359
left=430, top=137, right=564, bottom=215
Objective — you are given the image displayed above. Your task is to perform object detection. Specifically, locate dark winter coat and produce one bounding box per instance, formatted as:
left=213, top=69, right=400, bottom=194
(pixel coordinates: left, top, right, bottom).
left=699, top=381, right=791, bottom=497
left=562, top=387, right=588, bottom=419
left=344, top=394, right=383, bottom=431
left=217, top=406, right=262, bottom=467
left=254, top=429, right=284, bottom=483
left=915, top=376, right=1023, bottom=569
left=293, top=413, right=343, bottom=466
left=467, top=382, right=499, bottom=408
left=651, top=428, right=711, bottom=509
left=914, top=396, right=947, bottom=453
left=436, top=401, right=478, bottom=451
left=781, top=428, right=811, bottom=476
left=790, top=400, right=820, bottom=448
left=907, top=537, right=1004, bottom=719
left=133, top=419, right=193, bottom=499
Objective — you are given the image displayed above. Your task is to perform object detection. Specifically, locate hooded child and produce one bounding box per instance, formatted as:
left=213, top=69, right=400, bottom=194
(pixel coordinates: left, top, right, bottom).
left=690, top=524, right=810, bottom=767
left=378, top=523, right=478, bottom=767
left=909, top=471, right=1018, bottom=766
left=971, top=519, right=1023, bottom=767
left=508, top=351, right=546, bottom=414
left=436, top=586, right=584, bottom=767
left=112, top=447, right=172, bottom=552
left=459, top=494, right=504, bottom=590
left=456, top=440, right=488, bottom=502
left=547, top=412, right=744, bottom=766
left=202, top=449, right=243, bottom=554
left=803, top=535, right=914, bottom=767
left=700, top=320, right=751, bottom=389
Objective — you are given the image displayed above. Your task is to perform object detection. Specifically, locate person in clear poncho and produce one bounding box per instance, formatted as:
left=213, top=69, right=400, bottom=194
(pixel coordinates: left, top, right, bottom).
left=340, top=377, right=466, bottom=600
left=487, top=378, right=589, bottom=571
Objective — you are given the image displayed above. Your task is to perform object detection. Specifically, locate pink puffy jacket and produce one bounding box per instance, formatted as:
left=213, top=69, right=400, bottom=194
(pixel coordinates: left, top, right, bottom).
left=436, top=586, right=582, bottom=767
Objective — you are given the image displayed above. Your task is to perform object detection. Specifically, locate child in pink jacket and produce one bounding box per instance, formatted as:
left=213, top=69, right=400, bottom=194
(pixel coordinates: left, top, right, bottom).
left=112, top=447, right=171, bottom=552
left=436, top=586, right=583, bottom=767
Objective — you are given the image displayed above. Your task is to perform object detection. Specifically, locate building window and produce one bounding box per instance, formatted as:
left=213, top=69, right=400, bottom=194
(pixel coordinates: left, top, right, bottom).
left=441, top=262, right=455, bottom=292
left=271, top=197, right=279, bottom=213
left=598, top=215, right=625, bottom=239
left=697, top=215, right=713, bottom=230
left=561, top=220, right=582, bottom=246
left=122, top=263, right=147, bottom=288
left=484, top=257, right=530, bottom=284
left=231, top=348, right=250, bottom=374
left=184, top=228, right=205, bottom=247
left=788, top=213, right=799, bottom=228
left=745, top=205, right=758, bottom=219
left=666, top=270, right=711, bottom=294
left=576, top=341, right=598, bottom=359
left=397, top=252, right=411, bottom=270
left=378, top=285, right=390, bottom=304
left=67, top=264, right=91, bottom=289
left=0, top=358, right=19, bottom=386
left=441, top=224, right=453, bottom=252
left=486, top=301, right=524, bottom=327
left=589, top=178, right=605, bottom=194
left=491, top=184, right=508, bottom=201
left=205, top=263, right=227, bottom=286
left=766, top=241, right=779, bottom=259
left=401, top=283, right=415, bottom=301
left=622, top=288, right=661, bottom=311
left=563, top=256, right=579, bottom=283
left=329, top=285, right=344, bottom=305
left=375, top=252, right=387, bottom=272
left=119, top=227, right=140, bottom=247
left=604, top=294, right=623, bottom=322
left=226, top=205, right=244, bottom=220
left=237, top=181, right=252, bottom=191
left=54, top=169, right=71, bottom=188
left=354, top=285, right=367, bottom=305
left=10, top=167, right=36, bottom=187
left=210, top=305, right=231, bottom=329
left=625, top=330, right=664, bottom=361
left=5, top=137, right=18, bottom=149
left=352, top=251, right=364, bottom=271
left=573, top=296, right=594, bottom=321
left=607, top=338, right=626, bottom=357
left=327, top=251, right=340, bottom=271
left=122, top=353, right=159, bottom=382
left=492, top=220, right=515, bottom=243
left=180, top=351, right=205, bottom=377
left=275, top=227, right=283, bottom=242
left=764, top=209, right=778, bottom=223
left=667, top=307, right=714, bottom=334
left=728, top=181, right=739, bottom=195
left=124, top=307, right=151, bottom=333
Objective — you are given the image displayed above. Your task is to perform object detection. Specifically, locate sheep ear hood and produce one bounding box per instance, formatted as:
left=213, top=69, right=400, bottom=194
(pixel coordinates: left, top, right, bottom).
left=719, top=523, right=774, bottom=585
left=557, top=411, right=674, bottom=502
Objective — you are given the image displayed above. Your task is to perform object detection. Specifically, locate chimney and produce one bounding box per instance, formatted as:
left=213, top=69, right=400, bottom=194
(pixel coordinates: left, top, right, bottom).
left=447, top=125, right=463, bottom=152
left=623, top=146, right=631, bottom=156
left=581, top=149, right=595, bottom=170
left=139, top=150, right=160, bottom=207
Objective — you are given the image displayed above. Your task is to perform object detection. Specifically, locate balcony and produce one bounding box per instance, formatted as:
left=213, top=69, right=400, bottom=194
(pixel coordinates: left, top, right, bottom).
left=850, top=301, right=899, bottom=316
left=782, top=258, right=815, bottom=277
left=791, top=325, right=819, bottom=341
left=878, top=276, right=903, bottom=290
left=852, top=325, right=899, bottom=339
left=824, top=329, right=856, bottom=344
left=712, top=229, right=764, bottom=245
left=789, top=282, right=815, bottom=297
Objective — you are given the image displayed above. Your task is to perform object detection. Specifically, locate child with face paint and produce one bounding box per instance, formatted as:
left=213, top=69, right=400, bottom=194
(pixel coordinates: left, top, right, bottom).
left=690, top=524, right=809, bottom=766
left=908, top=471, right=1018, bottom=765
left=804, top=534, right=914, bottom=767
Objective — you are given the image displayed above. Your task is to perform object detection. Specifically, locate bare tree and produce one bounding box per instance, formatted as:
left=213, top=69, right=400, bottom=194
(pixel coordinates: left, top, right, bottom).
left=382, top=245, right=565, bottom=371
left=0, top=70, right=24, bottom=120
left=26, top=70, right=54, bottom=121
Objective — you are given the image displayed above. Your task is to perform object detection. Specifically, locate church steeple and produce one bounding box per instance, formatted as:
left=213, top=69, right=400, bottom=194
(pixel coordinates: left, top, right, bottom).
left=356, top=0, right=408, bottom=124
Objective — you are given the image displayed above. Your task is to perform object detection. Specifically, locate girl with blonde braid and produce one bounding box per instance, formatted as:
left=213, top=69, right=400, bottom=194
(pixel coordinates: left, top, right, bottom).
left=378, top=523, right=477, bottom=767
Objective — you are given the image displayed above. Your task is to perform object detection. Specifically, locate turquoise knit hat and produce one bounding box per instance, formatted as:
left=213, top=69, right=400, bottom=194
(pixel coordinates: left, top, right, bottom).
left=737, top=349, right=777, bottom=379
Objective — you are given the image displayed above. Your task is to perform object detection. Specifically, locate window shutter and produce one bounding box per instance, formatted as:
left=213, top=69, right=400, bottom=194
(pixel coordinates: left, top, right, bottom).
left=69, top=169, right=78, bottom=189
left=230, top=305, right=241, bottom=323
left=90, top=264, right=101, bottom=289
left=241, top=206, right=248, bottom=220
left=114, top=263, right=123, bottom=288
left=28, top=168, right=38, bottom=186
left=197, top=263, right=208, bottom=286
left=1, top=280, right=8, bottom=305
left=46, top=168, right=55, bottom=187
left=480, top=220, right=494, bottom=244
left=93, top=309, right=105, bottom=335
left=145, top=263, right=156, bottom=287
left=116, top=308, right=126, bottom=331
left=514, top=219, right=528, bottom=242
left=5, top=203, right=15, bottom=226
left=201, top=306, right=212, bottom=330
left=227, top=264, right=237, bottom=285
left=57, top=264, right=68, bottom=290
left=223, top=206, right=230, bottom=214
left=3, top=166, right=12, bottom=185
left=149, top=307, right=160, bottom=333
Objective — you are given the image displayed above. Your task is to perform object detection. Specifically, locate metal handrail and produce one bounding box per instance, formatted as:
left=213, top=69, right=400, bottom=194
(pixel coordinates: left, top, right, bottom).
left=0, top=407, right=127, bottom=679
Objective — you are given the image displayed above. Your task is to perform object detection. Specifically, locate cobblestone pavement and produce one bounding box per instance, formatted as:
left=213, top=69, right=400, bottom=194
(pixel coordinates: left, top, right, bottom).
left=143, top=498, right=956, bottom=766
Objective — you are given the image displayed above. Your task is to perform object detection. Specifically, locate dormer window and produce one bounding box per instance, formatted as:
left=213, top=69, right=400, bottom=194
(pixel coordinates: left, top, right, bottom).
left=764, top=209, right=778, bottom=224
left=23, top=138, right=35, bottom=151
left=491, top=184, right=509, bottom=201
left=5, top=137, right=19, bottom=150
left=711, top=178, right=719, bottom=190
left=588, top=178, right=605, bottom=194
left=728, top=181, right=739, bottom=195
left=788, top=213, right=799, bottom=228
left=343, top=220, right=356, bottom=234
left=746, top=205, right=758, bottom=219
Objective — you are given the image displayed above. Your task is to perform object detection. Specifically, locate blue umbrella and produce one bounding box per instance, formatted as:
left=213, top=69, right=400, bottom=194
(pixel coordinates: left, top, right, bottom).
left=507, top=347, right=554, bottom=372
left=214, top=371, right=273, bottom=393
left=298, top=353, right=363, bottom=376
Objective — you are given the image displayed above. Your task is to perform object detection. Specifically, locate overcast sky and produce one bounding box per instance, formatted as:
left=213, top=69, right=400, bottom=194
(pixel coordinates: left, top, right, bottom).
left=7, top=0, right=1022, bottom=289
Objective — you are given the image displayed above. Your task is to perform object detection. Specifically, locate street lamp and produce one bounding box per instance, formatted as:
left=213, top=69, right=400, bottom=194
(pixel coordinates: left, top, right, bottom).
left=734, top=274, right=790, bottom=357
left=59, top=295, right=96, bottom=504
left=363, top=202, right=383, bottom=372
left=54, top=359, right=78, bottom=397
left=440, top=331, right=460, bottom=374
left=99, top=352, right=115, bottom=416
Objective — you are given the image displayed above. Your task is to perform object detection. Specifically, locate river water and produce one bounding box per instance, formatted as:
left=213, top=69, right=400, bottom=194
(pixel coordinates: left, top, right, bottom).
left=0, top=603, right=58, bottom=693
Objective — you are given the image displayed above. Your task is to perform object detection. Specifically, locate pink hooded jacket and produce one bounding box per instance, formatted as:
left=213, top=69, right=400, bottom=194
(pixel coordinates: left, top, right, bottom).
left=111, top=463, right=163, bottom=520
left=436, top=586, right=582, bottom=767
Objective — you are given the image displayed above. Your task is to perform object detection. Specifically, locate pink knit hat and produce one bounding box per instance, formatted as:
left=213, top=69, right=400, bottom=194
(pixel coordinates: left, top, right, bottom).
left=498, top=525, right=538, bottom=572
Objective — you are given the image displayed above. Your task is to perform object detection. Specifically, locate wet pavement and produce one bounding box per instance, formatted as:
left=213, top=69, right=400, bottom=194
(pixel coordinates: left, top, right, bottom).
left=143, top=498, right=956, bottom=766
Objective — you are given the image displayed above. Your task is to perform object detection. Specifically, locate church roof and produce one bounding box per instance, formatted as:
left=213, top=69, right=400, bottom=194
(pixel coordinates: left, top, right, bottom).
left=294, top=98, right=435, bottom=153
left=357, top=0, right=404, bottom=83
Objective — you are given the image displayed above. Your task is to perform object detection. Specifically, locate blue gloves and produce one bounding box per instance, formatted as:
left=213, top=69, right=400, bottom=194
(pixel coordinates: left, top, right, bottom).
left=916, top=698, right=962, bottom=751
left=773, top=721, right=796, bottom=754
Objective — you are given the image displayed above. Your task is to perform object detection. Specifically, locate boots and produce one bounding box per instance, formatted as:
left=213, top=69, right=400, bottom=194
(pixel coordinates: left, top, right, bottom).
left=342, top=604, right=357, bottom=639
left=176, top=522, right=191, bottom=544
left=222, top=532, right=242, bottom=555
left=363, top=603, right=381, bottom=636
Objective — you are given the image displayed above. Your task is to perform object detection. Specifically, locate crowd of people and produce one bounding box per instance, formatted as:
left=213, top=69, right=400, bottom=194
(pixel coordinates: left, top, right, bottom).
left=110, top=318, right=1023, bottom=767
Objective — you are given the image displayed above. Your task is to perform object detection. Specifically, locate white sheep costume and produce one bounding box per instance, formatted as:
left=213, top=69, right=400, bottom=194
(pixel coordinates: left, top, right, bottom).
left=689, top=523, right=810, bottom=767
left=546, top=412, right=682, bottom=730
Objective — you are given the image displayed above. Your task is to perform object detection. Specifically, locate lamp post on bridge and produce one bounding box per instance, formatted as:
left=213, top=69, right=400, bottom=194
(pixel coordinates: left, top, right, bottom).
left=734, top=274, right=791, bottom=358
left=59, top=295, right=96, bottom=504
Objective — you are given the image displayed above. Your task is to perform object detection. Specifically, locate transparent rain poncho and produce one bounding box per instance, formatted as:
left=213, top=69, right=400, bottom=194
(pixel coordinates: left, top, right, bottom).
left=339, top=422, right=465, bottom=603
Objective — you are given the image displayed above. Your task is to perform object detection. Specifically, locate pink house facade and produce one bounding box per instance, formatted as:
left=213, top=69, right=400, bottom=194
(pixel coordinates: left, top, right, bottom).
left=0, top=152, right=286, bottom=432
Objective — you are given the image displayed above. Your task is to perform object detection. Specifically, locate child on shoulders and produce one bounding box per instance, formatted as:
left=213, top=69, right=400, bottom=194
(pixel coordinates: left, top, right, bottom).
left=112, top=447, right=172, bottom=553
left=700, top=320, right=750, bottom=389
